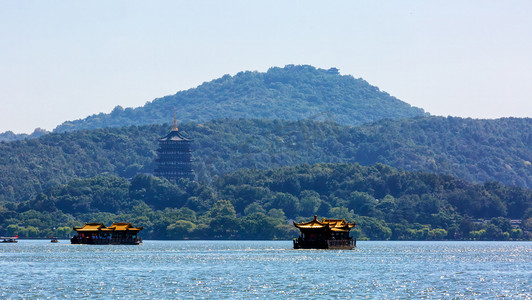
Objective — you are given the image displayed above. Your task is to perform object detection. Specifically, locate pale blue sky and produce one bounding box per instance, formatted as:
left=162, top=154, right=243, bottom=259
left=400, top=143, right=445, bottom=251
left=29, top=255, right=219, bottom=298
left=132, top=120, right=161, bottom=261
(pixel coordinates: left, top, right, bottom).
left=1, top=1, right=531, bottom=133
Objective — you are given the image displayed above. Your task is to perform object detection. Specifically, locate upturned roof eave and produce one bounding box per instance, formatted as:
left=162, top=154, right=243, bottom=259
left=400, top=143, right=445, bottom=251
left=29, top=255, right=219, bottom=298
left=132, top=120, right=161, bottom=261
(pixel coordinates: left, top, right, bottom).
left=159, top=130, right=192, bottom=142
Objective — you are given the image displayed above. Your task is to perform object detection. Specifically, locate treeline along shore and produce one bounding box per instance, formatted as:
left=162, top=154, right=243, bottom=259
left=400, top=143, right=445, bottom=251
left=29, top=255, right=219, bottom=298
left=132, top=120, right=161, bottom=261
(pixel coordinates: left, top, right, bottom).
left=2, top=163, right=530, bottom=240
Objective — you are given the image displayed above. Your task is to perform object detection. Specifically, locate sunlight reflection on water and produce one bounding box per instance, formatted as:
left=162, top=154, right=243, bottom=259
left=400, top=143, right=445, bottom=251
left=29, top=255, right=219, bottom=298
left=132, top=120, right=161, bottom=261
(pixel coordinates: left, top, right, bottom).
left=0, top=240, right=531, bottom=299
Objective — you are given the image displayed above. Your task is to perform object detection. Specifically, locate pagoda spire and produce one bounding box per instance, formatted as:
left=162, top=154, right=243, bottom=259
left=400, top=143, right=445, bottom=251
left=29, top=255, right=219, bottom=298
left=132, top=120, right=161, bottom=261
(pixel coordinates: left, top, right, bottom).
left=172, top=109, right=178, bottom=131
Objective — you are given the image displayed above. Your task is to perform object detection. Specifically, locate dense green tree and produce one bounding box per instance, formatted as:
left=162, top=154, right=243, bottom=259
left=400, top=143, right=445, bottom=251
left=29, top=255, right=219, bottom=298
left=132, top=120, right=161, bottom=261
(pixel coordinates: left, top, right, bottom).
left=346, top=191, right=378, bottom=217
left=265, top=193, right=299, bottom=218
left=356, top=216, right=392, bottom=240
left=206, top=200, right=240, bottom=239
left=167, top=220, right=197, bottom=239
left=298, top=190, right=321, bottom=217
left=1, top=163, right=530, bottom=241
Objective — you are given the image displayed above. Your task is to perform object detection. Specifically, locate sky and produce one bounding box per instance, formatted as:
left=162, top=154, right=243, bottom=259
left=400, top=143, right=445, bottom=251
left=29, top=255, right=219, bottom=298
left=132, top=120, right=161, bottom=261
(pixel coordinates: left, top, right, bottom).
left=1, top=1, right=531, bottom=134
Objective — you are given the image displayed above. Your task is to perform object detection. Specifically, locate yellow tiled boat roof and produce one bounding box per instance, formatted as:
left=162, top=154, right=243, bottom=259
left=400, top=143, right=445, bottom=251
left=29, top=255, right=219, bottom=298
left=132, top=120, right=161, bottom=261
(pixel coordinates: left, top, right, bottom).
left=73, top=222, right=143, bottom=232
left=73, top=223, right=106, bottom=232
left=293, top=215, right=355, bottom=232
left=107, top=222, right=143, bottom=231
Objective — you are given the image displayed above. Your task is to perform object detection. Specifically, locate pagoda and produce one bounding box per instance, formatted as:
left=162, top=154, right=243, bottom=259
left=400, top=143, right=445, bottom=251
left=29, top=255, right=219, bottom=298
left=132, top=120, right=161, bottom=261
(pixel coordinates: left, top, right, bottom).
left=154, top=113, right=194, bottom=181
left=293, top=215, right=356, bottom=249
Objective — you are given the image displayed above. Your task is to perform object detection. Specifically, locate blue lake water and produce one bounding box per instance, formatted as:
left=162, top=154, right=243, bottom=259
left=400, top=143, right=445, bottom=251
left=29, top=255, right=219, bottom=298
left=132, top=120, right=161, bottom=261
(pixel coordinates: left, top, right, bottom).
left=1, top=240, right=531, bottom=299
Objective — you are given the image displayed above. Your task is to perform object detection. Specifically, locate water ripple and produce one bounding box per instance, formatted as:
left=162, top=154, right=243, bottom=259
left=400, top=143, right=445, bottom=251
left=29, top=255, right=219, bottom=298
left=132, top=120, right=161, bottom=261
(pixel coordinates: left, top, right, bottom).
left=0, top=240, right=530, bottom=299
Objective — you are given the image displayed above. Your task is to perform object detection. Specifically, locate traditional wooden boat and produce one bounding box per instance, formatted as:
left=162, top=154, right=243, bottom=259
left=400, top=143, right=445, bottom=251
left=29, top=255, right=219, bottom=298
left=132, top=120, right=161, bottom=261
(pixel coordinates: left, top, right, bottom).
left=1, top=236, right=18, bottom=243
left=71, top=222, right=143, bottom=245
left=293, top=215, right=356, bottom=250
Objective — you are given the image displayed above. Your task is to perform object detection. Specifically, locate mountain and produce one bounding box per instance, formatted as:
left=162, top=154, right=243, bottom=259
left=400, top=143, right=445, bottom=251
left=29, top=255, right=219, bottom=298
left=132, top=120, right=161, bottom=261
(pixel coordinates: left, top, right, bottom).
left=0, top=128, right=48, bottom=142
left=2, top=116, right=532, bottom=203
left=53, top=65, right=426, bottom=132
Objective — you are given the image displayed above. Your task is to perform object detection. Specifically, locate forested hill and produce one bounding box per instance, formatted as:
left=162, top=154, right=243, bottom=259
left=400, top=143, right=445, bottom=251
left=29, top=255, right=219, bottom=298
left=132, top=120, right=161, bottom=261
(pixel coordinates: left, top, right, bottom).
left=2, top=116, right=532, bottom=202
left=53, top=65, right=425, bottom=133
left=0, top=128, right=48, bottom=142
left=4, top=163, right=531, bottom=240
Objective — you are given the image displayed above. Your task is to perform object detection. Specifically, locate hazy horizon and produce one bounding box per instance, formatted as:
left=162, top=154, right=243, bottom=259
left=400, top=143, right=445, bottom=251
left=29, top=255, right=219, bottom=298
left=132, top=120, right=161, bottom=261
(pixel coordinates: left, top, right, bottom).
left=2, top=1, right=531, bottom=134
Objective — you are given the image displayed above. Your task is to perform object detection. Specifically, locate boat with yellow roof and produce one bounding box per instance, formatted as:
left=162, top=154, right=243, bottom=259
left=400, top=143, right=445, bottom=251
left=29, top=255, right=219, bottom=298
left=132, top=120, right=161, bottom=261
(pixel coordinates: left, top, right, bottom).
left=293, top=215, right=356, bottom=249
left=71, top=222, right=143, bottom=245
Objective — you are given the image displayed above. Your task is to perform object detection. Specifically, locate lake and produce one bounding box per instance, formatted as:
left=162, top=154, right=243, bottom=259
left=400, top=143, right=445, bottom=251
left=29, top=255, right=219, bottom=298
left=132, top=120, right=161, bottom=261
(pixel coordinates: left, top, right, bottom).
left=1, top=240, right=530, bottom=299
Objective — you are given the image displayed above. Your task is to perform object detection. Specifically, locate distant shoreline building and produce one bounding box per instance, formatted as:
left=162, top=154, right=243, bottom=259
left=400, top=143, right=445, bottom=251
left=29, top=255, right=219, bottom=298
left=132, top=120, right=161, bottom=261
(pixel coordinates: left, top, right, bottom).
left=154, top=113, right=195, bottom=181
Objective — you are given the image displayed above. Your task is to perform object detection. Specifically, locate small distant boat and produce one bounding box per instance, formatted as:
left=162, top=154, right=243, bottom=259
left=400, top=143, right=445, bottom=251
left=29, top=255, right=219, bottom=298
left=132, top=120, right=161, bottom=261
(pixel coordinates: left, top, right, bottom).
left=1, top=236, right=18, bottom=243
left=50, top=237, right=59, bottom=243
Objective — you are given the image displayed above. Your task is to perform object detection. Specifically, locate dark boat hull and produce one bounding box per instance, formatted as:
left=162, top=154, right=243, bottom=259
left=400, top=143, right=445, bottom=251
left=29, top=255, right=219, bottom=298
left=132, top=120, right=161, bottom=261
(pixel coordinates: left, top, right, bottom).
left=71, top=238, right=142, bottom=245
left=1, top=238, right=18, bottom=243
left=293, top=239, right=356, bottom=250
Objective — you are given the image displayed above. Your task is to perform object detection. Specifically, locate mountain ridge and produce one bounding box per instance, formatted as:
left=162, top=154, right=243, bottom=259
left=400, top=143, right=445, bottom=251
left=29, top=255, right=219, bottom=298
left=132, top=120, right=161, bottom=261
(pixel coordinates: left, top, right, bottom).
left=53, top=64, right=426, bottom=133
left=0, top=128, right=49, bottom=142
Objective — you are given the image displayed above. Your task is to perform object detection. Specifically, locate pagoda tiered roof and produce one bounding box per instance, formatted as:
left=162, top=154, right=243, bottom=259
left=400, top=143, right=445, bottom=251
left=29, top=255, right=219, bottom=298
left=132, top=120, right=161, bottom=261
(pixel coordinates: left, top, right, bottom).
left=158, top=130, right=191, bottom=142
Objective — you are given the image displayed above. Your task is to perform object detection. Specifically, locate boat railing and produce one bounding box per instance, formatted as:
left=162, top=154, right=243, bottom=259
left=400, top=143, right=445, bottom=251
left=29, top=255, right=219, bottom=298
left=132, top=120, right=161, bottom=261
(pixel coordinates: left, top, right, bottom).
left=326, top=239, right=356, bottom=248
left=96, top=237, right=141, bottom=244
left=293, top=237, right=356, bottom=249
left=71, top=236, right=141, bottom=245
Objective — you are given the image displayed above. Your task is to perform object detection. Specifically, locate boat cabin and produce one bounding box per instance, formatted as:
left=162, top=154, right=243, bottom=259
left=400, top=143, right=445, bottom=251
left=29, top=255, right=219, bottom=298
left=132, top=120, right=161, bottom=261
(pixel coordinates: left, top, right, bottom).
left=71, top=222, right=143, bottom=245
left=293, top=215, right=356, bottom=249
left=1, top=236, right=18, bottom=243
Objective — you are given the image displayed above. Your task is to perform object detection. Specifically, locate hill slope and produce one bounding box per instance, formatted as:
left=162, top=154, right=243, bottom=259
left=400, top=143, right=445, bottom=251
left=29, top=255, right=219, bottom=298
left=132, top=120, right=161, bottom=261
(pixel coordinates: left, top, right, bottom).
left=53, top=65, right=425, bottom=132
left=2, top=116, right=532, bottom=202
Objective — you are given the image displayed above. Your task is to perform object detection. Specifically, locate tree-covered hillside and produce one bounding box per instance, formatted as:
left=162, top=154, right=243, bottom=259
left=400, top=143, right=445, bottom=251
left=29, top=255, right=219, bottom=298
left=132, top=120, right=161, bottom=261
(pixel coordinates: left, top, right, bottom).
left=53, top=65, right=425, bottom=132
left=0, top=128, right=48, bottom=142
left=359, top=116, right=532, bottom=187
left=2, top=164, right=531, bottom=240
left=1, top=117, right=532, bottom=202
